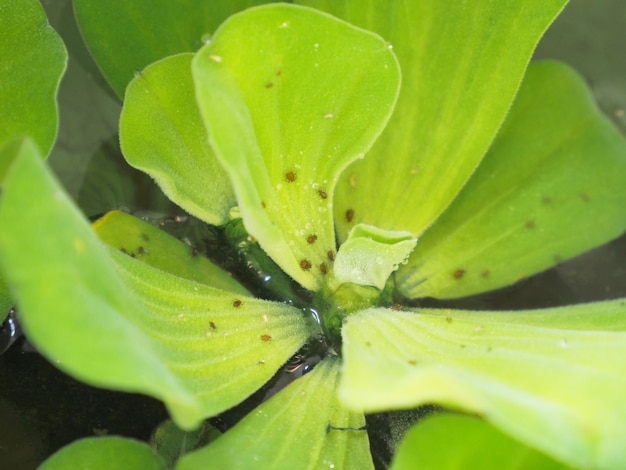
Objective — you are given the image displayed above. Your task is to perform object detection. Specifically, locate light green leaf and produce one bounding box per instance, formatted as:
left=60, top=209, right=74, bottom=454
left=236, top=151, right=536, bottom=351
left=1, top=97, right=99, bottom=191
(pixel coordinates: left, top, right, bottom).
left=0, top=139, right=310, bottom=429
left=391, top=414, right=568, bottom=470
left=150, top=420, right=221, bottom=469
left=40, top=436, right=165, bottom=470
left=333, top=224, right=416, bottom=290
left=300, top=0, right=568, bottom=240
left=178, top=358, right=373, bottom=470
left=0, top=276, right=9, bottom=322
left=397, top=61, right=626, bottom=299
left=192, top=4, right=400, bottom=291
left=93, top=210, right=249, bottom=295
left=0, top=0, right=67, bottom=166
left=340, top=304, right=626, bottom=469
left=73, top=0, right=272, bottom=97
left=120, top=53, right=235, bottom=225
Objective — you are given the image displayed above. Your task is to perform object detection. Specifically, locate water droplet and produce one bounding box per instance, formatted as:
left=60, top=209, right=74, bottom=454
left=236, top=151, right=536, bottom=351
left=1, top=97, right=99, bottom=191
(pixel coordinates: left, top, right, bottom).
left=209, top=54, right=223, bottom=63
left=201, top=33, right=212, bottom=44
left=376, top=256, right=383, bottom=265
left=559, top=338, right=568, bottom=348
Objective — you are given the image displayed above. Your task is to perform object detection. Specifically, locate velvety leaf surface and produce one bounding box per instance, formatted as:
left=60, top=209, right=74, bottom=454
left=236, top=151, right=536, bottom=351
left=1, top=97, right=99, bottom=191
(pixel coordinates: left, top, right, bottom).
left=193, top=4, right=400, bottom=290
left=120, top=53, right=235, bottom=225
left=93, top=210, right=248, bottom=295
left=0, top=140, right=310, bottom=429
left=397, top=61, right=626, bottom=299
left=39, top=437, right=165, bottom=470
left=73, top=0, right=272, bottom=97
left=0, top=0, right=67, bottom=165
left=300, top=0, right=567, bottom=240
left=178, top=358, right=373, bottom=470
left=391, top=414, right=568, bottom=470
left=340, top=304, right=626, bottom=469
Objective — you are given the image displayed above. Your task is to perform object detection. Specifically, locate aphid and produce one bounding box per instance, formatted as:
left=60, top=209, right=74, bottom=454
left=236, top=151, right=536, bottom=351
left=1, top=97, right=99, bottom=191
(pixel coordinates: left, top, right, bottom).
left=261, top=334, right=272, bottom=342
left=318, top=189, right=327, bottom=199
left=286, top=171, right=296, bottom=182
left=453, top=269, right=466, bottom=279
left=319, top=263, right=327, bottom=274
left=327, top=251, right=335, bottom=261
left=209, top=321, right=217, bottom=330
left=391, top=304, right=402, bottom=311
left=345, top=209, right=354, bottom=222
left=307, top=234, right=317, bottom=244
left=233, top=299, right=242, bottom=308
left=525, top=220, right=536, bottom=229
left=190, top=247, right=199, bottom=258
left=481, top=269, right=491, bottom=278
left=300, top=259, right=312, bottom=270
left=140, top=233, right=150, bottom=242
left=265, top=82, right=274, bottom=88
left=120, top=247, right=128, bottom=255
left=137, top=246, right=146, bottom=255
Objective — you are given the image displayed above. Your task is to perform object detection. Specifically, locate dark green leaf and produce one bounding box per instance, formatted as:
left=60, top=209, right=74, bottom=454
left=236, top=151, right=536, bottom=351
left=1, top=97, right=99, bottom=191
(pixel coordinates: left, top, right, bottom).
left=0, top=0, right=67, bottom=165
left=391, top=414, right=568, bottom=470
left=73, top=0, right=273, bottom=97
left=40, top=436, right=165, bottom=470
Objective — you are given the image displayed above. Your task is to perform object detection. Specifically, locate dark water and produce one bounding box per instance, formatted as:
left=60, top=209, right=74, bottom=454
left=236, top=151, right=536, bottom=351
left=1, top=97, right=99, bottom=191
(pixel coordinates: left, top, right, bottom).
left=2, top=1, right=626, bottom=468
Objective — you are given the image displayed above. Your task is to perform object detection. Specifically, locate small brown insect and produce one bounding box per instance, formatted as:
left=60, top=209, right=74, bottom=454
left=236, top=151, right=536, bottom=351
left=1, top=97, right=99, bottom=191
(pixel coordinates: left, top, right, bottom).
left=209, top=321, right=217, bottom=330
left=286, top=171, right=296, bottom=182
left=345, top=209, right=354, bottom=222
left=318, top=189, right=328, bottom=199
left=261, top=334, right=272, bottom=342
left=453, top=269, right=466, bottom=279
left=327, top=251, right=335, bottom=261
left=265, top=82, right=274, bottom=88
left=391, top=304, right=402, bottom=311
left=525, top=220, right=536, bottom=229
left=307, top=234, right=317, bottom=244
left=137, top=246, right=146, bottom=255
left=300, top=259, right=312, bottom=270
left=190, top=247, right=199, bottom=258
left=319, top=263, right=327, bottom=274
left=141, top=233, right=150, bottom=242
left=481, top=269, right=491, bottom=278
left=233, top=299, right=242, bottom=308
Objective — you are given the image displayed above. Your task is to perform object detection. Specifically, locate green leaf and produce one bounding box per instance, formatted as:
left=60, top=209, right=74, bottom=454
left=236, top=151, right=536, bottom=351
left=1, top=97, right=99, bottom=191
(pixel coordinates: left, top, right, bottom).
left=178, top=358, right=373, bottom=470
left=0, top=276, right=10, bottom=322
left=391, top=414, right=568, bottom=470
left=397, top=61, right=626, bottom=299
left=300, top=0, right=568, bottom=240
left=73, top=0, right=273, bottom=97
left=39, top=436, right=165, bottom=470
left=150, top=420, right=221, bottom=469
left=0, top=140, right=310, bottom=429
left=0, top=0, right=67, bottom=165
left=340, top=304, right=626, bottom=469
left=192, top=4, right=400, bottom=291
left=333, top=224, right=416, bottom=290
left=119, top=53, right=235, bottom=225
left=93, top=210, right=249, bottom=295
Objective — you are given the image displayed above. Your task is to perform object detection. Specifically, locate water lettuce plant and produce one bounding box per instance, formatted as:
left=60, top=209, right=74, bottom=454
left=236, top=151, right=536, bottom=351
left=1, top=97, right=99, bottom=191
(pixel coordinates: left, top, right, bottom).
left=1, top=0, right=626, bottom=468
